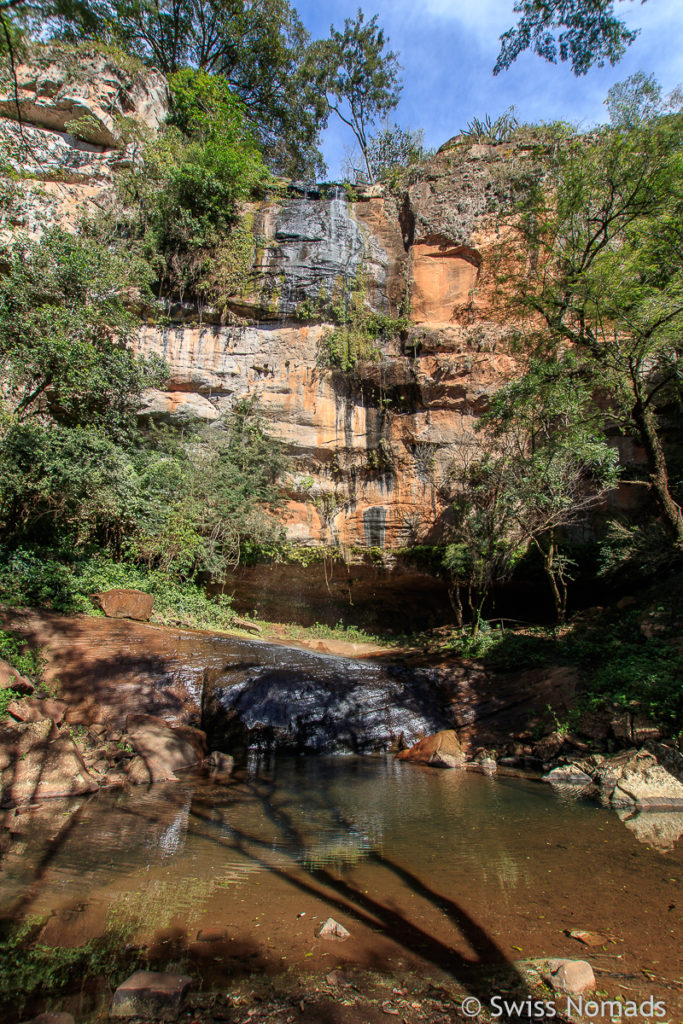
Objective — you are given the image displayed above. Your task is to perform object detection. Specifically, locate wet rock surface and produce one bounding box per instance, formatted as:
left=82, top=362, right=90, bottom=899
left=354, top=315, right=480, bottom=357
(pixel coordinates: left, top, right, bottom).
left=204, top=640, right=453, bottom=754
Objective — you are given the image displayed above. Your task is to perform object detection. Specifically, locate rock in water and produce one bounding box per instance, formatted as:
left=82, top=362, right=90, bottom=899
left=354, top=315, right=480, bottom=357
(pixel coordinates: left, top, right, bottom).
left=207, top=750, right=234, bottom=775
left=90, top=589, right=154, bottom=621
left=317, top=918, right=351, bottom=941
left=397, top=730, right=465, bottom=768
left=110, top=971, right=192, bottom=1019
left=124, top=714, right=204, bottom=782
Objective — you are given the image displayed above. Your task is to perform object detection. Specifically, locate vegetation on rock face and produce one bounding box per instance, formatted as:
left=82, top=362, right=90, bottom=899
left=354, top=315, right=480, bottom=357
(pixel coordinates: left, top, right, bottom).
left=82, top=68, right=268, bottom=307
left=0, top=225, right=286, bottom=629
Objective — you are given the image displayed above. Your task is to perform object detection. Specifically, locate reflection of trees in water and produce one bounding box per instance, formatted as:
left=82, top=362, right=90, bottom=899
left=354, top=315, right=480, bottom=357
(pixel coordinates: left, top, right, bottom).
left=0, top=765, right=566, bottom=1020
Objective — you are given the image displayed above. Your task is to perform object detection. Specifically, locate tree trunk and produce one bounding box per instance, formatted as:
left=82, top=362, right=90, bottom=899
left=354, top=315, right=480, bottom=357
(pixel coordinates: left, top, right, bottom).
left=632, top=398, right=683, bottom=549
left=447, top=582, right=464, bottom=629
left=542, top=532, right=567, bottom=624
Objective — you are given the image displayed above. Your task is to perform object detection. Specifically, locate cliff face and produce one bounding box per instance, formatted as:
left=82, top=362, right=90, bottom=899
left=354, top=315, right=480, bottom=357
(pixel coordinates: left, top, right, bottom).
left=0, top=53, right=529, bottom=619
left=133, top=154, right=522, bottom=551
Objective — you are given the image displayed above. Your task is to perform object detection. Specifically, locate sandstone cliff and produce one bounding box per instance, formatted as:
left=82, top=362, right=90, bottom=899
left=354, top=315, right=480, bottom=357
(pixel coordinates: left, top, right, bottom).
left=0, top=50, right=533, bottom=621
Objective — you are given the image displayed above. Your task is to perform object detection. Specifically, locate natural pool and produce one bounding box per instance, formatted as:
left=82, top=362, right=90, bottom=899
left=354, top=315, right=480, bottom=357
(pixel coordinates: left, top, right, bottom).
left=1, top=756, right=682, bottom=1020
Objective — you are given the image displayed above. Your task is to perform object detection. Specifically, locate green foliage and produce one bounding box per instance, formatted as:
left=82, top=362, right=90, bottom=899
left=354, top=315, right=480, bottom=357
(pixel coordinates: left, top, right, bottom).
left=0, top=688, right=20, bottom=721
left=0, top=228, right=163, bottom=434
left=348, top=123, right=426, bottom=186
left=0, top=628, right=44, bottom=680
left=494, top=0, right=641, bottom=77
left=0, top=914, right=138, bottom=1014
left=441, top=353, right=618, bottom=631
left=317, top=270, right=407, bottom=372
left=95, top=70, right=268, bottom=304
left=312, top=9, right=402, bottom=181
left=461, top=108, right=519, bottom=144
left=605, top=72, right=682, bottom=128
left=507, top=90, right=683, bottom=552
left=45, top=0, right=326, bottom=176
left=0, top=548, right=237, bottom=630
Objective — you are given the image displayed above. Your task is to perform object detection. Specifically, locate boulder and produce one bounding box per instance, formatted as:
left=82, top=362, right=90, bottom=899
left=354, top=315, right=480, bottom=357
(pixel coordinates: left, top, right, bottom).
left=544, top=765, right=593, bottom=788
left=1, top=721, right=99, bottom=805
left=124, top=714, right=203, bottom=782
left=207, top=750, right=234, bottom=775
left=397, top=729, right=465, bottom=768
left=0, top=657, right=35, bottom=695
left=90, top=588, right=154, bottom=621
left=137, top=390, right=219, bottom=424
left=534, top=731, right=565, bottom=761
left=6, top=697, right=67, bottom=726
left=546, top=749, right=683, bottom=811
left=110, top=971, right=192, bottom=1020
left=544, top=959, right=596, bottom=995
left=602, top=750, right=683, bottom=810
left=317, top=918, right=351, bottom=941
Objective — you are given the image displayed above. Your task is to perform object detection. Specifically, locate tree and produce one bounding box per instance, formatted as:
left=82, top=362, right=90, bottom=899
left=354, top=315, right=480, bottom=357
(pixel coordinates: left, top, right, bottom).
left=20, top=0, right=326, bottom=176
left=0, top=228, right=166, bottom=546
left=501, top=85, right=683, bottom=550
left=605, top=71, right=682, bottom=128
left=312, top=9, right=402, bottom=182
left=441, top=356, right=617, bottom=632
left=494, top=0, right=644, bottom=77
left=89, top=68, right=268, bottom=304
left=480, top=357, right=619, bottom=622
left=0, top=228, right=163, bottom=434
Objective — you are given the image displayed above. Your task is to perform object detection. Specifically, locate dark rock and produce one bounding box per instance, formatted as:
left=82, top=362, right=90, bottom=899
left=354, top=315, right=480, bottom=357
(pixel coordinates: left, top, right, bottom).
left=90, top=588, right=154, bottom=621
left=204, top=641, right=453, bottom=754
left=533, top=731, right=565, bottom=761
left=111, top=970, right=192, bottom=1019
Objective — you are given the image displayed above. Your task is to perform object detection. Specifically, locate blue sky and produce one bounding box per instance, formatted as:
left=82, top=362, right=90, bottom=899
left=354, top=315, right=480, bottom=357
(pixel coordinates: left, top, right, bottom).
left=294, top=0, right=683, bottom=178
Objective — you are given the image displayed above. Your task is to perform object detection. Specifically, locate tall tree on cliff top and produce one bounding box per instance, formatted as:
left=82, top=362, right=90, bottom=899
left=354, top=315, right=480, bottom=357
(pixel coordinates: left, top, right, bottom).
left=21, top=0, right=327, bottom=177
left=494, top=0, right=647, bottom=76
left=310, top=8, right=402, bottom=183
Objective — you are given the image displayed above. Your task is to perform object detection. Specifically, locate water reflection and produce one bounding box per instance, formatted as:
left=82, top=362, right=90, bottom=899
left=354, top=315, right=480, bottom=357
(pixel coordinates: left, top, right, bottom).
left=0, top=756, right=681, bottom=1000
